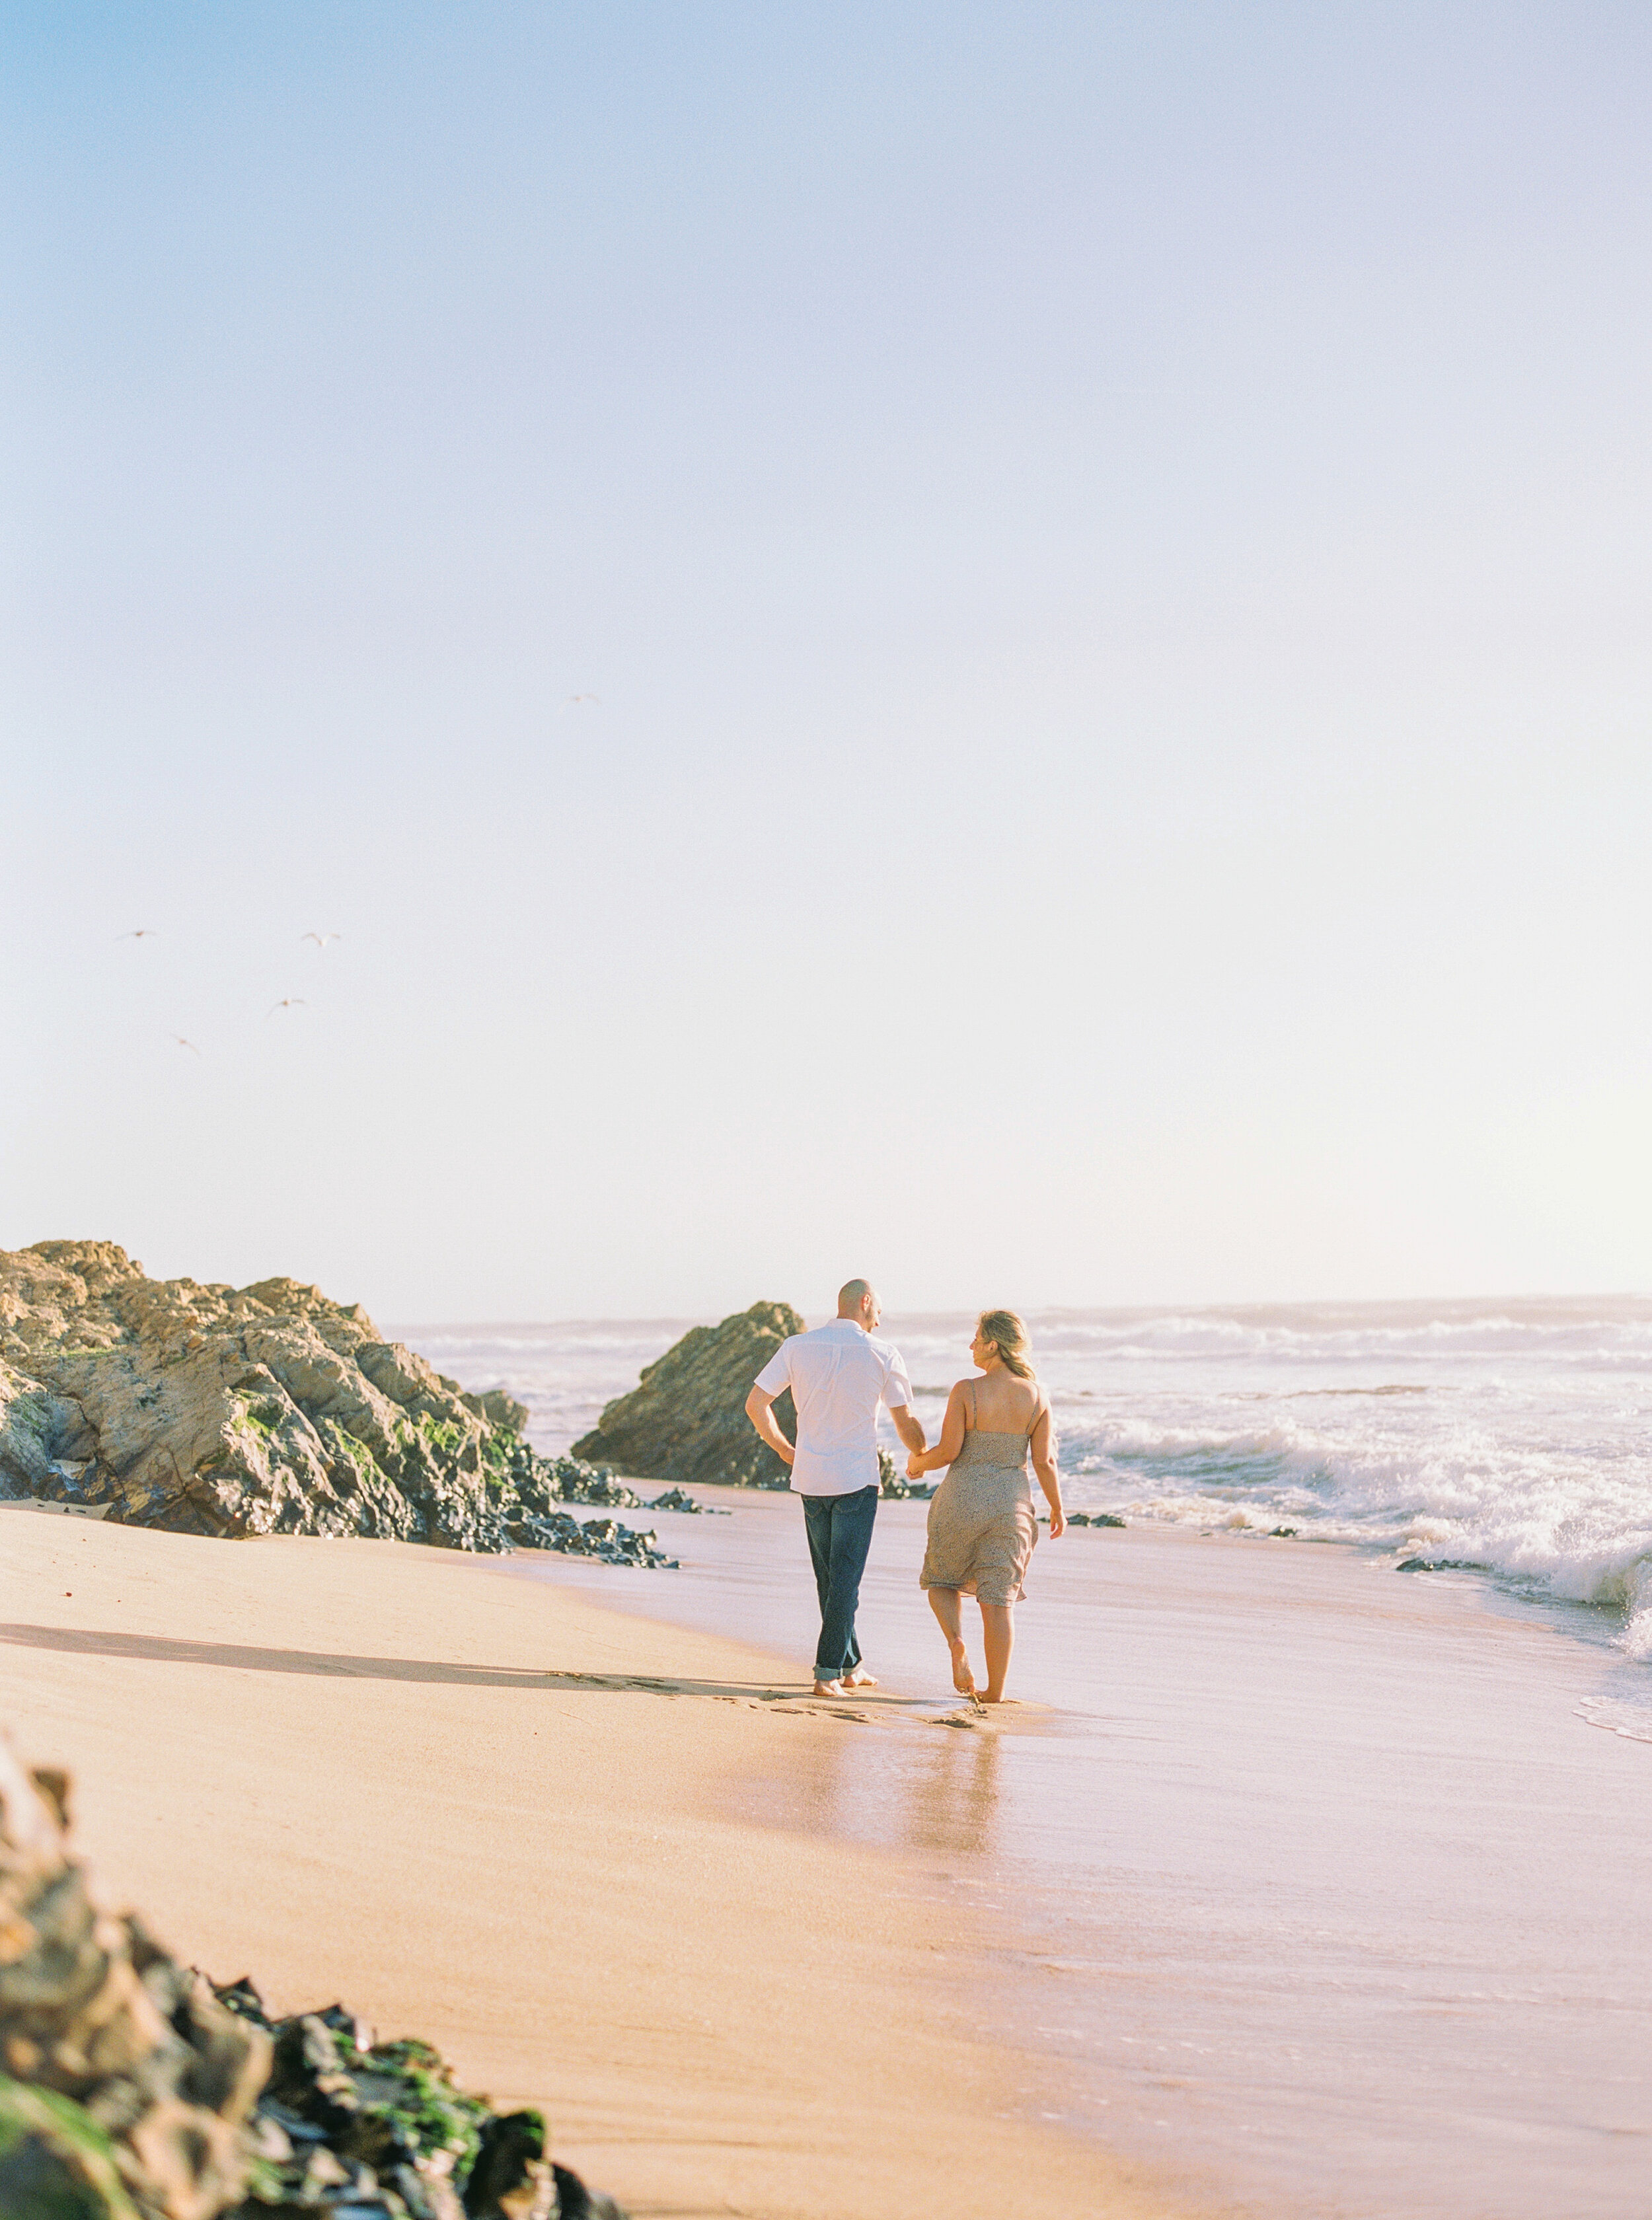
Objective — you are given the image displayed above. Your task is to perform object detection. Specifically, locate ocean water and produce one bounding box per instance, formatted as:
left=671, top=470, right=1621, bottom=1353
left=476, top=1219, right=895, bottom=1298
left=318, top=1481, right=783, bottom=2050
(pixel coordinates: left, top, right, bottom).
left=397, top=1297, right=1652, bottom=1674
left=397, top=1301, right=1652, bottom=2215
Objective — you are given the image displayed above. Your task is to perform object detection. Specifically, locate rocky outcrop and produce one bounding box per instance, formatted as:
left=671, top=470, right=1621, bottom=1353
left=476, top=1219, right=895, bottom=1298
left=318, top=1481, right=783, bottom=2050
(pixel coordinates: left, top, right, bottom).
left=571, top=1308, right=933, bottom=1497
left=0, top=1243, right=672, bottom=1565
left=572, top=1304, right=803, bottom=1489
left=0, top=1742, right=626, bottom=2219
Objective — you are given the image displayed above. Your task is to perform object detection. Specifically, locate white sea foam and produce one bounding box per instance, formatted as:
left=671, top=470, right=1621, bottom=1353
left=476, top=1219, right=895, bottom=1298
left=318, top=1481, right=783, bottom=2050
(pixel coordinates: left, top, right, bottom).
left=1577, top=1695, right=1652, bottom=1741
left=389, top=1297, right=1652, bottom=1661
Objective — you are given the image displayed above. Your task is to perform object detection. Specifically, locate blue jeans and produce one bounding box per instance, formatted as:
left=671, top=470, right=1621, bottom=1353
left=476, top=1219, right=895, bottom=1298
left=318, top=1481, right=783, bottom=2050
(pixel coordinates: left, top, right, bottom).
left=801, top=1486, right=879, bottom=1682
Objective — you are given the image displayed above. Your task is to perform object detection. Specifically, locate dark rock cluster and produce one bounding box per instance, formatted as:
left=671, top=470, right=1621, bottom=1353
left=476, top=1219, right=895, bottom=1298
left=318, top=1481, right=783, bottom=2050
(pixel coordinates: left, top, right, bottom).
left=572, top=1303, right=803, bottom=1490
left=0, top=1744, right=627, bottom=2220
left=0, top=1245, right=675, bottom=1571
left=538, top=1460, right=642, bottom=1510
left=502, top=1455, right=677, bottom=1567
left=216, top=1986, right=624, bottom=2220
left=508, top=1510, right=676, bottom=1569
left=875, top=1448, right=934, bottom=1501
left=533, top=1463, right=726, bottom=1517
left=638, top=1487, right=726, bottom=1516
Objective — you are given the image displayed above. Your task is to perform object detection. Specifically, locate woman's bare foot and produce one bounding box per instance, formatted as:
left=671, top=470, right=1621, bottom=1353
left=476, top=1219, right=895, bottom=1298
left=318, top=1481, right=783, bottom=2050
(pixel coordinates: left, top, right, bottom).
left=947, top=1637, right=977, bottom=1697
left=842, top=1669, right=878, bottom=1688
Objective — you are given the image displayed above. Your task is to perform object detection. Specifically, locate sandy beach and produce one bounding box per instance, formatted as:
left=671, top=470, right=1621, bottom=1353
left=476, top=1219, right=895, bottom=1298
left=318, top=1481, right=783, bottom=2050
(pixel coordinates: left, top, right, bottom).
left=7, top=1456, right=1652, bottom=2219
left=0, top=1505, right=1203, bottom=2220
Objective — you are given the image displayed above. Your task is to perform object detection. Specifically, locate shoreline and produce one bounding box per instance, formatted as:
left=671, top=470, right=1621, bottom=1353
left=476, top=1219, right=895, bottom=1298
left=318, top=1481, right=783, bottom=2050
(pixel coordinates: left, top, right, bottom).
left=11, top=1477, right=1652, bottom=2217
left=506, top=1483, right=1652, bottom=2219
left=0, top=1506, right=1209, bottom=2220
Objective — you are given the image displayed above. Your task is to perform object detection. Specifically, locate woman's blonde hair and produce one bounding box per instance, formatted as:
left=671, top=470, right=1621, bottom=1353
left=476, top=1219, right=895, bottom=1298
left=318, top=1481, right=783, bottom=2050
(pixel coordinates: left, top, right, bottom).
left=977, top=1310, right=1035, bottom=1379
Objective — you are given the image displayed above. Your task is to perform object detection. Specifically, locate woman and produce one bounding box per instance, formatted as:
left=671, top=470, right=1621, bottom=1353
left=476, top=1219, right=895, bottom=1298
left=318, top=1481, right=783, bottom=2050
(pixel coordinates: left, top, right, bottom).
left=907, top=1310, right=1065, bottom=1704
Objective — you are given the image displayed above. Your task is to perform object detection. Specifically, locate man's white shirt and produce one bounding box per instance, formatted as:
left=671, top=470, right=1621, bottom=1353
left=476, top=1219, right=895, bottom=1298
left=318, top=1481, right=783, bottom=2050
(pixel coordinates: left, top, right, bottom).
left=753, top=1319, right=913, bottom=1497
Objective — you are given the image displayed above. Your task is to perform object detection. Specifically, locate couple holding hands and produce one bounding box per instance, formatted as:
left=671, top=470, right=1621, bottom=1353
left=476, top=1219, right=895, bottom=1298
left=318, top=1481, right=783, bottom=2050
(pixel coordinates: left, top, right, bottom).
left=744, top=1278, right=1065, bottom=1705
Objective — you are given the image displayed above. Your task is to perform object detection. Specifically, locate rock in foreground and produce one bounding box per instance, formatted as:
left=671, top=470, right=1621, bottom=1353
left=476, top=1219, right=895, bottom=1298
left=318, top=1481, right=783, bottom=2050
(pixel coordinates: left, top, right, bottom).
left=573, top=1303, right=803, bottom=1490
left=0, top=1741, right=626, bottom=2219
left=0, top=1738, right=269, bottom=2219
left=0, top=1242, right=671, bottom=1565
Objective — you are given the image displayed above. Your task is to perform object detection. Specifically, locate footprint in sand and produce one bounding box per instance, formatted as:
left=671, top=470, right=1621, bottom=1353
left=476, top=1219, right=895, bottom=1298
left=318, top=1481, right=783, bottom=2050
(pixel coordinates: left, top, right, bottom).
left=544, top=1670, right=883, bottom=1720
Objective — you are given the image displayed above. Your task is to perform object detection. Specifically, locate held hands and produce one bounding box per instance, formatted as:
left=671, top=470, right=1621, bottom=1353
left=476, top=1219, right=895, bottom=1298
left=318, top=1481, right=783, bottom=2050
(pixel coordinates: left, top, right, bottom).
left=906, top=1452, right=926, bottom=1481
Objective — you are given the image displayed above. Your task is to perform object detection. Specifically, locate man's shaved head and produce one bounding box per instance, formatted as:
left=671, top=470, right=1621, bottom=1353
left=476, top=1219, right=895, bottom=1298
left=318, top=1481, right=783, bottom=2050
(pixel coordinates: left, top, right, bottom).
left=837, top=1278, right=875, bottom=1318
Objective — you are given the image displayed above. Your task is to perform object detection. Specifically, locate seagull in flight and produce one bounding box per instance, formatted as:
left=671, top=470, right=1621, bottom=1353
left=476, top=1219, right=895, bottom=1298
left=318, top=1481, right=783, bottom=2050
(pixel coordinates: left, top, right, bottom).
left=266, top=997, right=308, bottom=1018
left=301, top=931, right=342, bottom=949
left=172, top=1036, right=202, bottom=1056
left=117, top=929, right=159, bottom=940
left=560, top=694, right=601, bottom=710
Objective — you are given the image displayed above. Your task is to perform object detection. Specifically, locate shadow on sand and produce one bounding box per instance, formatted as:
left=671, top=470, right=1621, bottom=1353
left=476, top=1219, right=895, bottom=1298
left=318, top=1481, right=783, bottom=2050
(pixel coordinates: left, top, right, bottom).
left=0, top=1622, right=932, bottom=1715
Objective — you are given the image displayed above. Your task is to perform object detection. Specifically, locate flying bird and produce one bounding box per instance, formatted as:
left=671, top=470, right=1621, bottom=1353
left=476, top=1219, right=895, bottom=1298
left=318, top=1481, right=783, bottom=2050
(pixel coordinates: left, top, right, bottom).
left=172, top=1037, right=202, bottom=1056
left=117, top=929, right=159, bottom=940
left=301, top=931, right=342, bottom=949
left=266, top=998, right=308, bottom=1018
left=560, top=694, right=601, bottom=710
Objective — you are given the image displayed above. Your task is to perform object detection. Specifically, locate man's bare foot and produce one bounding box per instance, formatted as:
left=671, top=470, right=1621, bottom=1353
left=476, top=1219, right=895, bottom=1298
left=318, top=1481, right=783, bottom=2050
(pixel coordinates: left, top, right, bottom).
left=813, top=1678, right=847, bottom=1697
left=842, top=1669, right=878, bottom=1688
left=946, top=1637, right=977, bottom=1697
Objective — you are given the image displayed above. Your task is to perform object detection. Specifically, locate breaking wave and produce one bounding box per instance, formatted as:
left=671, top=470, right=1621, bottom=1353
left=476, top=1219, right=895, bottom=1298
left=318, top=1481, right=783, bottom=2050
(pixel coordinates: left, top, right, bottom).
left=398, top=1296, right=1652, bottom=1662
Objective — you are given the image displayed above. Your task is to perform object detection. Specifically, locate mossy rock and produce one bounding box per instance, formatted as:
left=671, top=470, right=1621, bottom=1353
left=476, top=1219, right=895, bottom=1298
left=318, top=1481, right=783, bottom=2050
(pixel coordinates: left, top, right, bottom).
left=0, top=2077, right=140, bottom=2220
left=572, top=1302, right=804, bottom=1487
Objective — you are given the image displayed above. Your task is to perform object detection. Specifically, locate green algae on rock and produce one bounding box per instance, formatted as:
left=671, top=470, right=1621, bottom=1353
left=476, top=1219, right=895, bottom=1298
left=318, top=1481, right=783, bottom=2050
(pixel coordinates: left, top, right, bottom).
left=0, top=2076, right=143, bottom=2220
left=572, top=1302, right=803, bottom=1489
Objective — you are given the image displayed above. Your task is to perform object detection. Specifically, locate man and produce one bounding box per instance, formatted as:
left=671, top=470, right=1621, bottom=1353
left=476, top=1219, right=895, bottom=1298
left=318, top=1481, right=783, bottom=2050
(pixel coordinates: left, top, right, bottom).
left=745, top=1278, right=926, bottom=1697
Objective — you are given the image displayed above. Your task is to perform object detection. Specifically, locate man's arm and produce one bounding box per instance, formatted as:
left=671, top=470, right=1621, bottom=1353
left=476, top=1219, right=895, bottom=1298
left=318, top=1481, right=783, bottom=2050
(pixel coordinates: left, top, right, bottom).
left=743, top=1385, right=796, bottom=1466
left=889, top=1404, right=926, bottom=1456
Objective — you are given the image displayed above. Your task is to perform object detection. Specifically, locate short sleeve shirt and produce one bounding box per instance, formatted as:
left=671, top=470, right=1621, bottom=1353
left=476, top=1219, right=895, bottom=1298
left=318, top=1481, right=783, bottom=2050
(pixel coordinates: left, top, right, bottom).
left=753, top=1319, right=913, bottom=1497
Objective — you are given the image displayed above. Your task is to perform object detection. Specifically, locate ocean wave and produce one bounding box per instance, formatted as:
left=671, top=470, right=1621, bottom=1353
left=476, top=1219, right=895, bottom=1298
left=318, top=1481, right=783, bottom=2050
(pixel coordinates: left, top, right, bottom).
left=396, top=1298, right=1652, bottom=1663
left=1051, top=1404, right=1652, bottom=1651
left=893, top=1298, right=1652, bottom=1376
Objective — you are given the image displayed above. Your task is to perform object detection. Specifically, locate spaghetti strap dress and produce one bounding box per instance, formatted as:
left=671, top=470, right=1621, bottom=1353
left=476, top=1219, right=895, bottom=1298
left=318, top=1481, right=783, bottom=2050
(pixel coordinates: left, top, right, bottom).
left=918, top=1380, right=1042, bottom=1606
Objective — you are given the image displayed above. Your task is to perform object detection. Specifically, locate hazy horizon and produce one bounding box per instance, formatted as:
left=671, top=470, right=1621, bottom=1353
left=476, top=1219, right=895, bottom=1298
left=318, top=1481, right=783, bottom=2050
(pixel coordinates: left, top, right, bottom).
left=387, top=1287, right=1652, bottom=1332
left=10, top=4, right=1652, bottom=1320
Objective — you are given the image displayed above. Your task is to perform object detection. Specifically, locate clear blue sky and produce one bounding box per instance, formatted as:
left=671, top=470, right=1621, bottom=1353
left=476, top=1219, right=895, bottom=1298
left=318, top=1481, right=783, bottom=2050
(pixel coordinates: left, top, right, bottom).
left=7, top=3, right=1652, bottom=1318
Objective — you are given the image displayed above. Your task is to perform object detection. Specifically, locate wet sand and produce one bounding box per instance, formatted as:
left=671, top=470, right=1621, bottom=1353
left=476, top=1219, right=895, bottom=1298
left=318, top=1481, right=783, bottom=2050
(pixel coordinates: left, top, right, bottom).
left=520, top=1487, right=1652, bottom=2220
left=0, top=1505, right=1205, bottom=2220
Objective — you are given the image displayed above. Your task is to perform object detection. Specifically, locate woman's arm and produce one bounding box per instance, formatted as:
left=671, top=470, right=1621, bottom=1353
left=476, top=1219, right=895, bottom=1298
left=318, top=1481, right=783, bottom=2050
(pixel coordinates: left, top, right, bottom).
left=908, top=1382, right=969, bottom=1477
left=1030, top=1398, right=1065, bottom=1536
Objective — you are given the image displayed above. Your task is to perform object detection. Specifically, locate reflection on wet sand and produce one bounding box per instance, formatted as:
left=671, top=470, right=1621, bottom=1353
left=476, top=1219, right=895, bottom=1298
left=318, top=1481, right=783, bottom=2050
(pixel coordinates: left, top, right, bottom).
left=520, top=1496, right=1652, bottom=2220
left=730, top=1707, right=1008, bottom=1860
